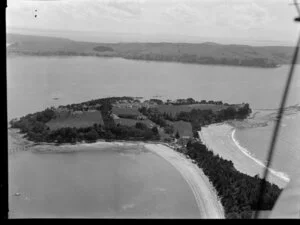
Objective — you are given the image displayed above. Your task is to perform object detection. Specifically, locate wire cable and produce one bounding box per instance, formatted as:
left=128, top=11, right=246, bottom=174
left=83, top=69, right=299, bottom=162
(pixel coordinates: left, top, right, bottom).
left=254, top=29, right=300, bottom=219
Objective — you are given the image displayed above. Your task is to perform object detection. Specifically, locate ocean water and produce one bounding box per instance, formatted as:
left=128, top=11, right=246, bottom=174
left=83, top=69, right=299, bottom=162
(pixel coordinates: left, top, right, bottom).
left=234, top=108, right=300, bottom=180
left=7, top=56, right=300, bottom=120
left=9, top=145, right=200, bottom=218
left=7, top=56, right=300, bottom=210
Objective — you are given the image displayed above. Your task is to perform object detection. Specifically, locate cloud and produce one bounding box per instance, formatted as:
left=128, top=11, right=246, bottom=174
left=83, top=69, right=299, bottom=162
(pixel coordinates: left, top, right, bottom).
left=7, top=0, right=145, bottom=28
left=161, top=1, right=273, bottom=30
left=162, top=3, right=206, bottom=24
left=212, top=2, right=273, bottom=30
left=106, top=0, right=143, bottom=17
left=7, top=0, right=295, bottom=43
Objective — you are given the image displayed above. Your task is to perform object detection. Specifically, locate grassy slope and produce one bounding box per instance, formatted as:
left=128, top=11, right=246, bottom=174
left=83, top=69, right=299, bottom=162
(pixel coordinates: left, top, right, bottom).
left=7, top=33, right=296, bottom=66
left=156, top=105, right=194, bottom=116
left=46, top=110, right=104, bottom=130
left=112, top=106, right=142, bottom=116
left=167, top=120, right=193, bottom=137
left=114, top=118, right=155, bottom=128
left=156, top=104, right=228, bottom=116
left=188, top=104, right=229, bottom=112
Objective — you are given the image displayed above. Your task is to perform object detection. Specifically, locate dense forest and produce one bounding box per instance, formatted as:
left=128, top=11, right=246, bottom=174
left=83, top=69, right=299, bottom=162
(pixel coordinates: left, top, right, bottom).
left=184, top=140, right=282, bottom=218
left=8, top=49, right=281, bottom=69
left=93, top=46, right=114, bottom=52
left=119, top=53, right=279, bottom=68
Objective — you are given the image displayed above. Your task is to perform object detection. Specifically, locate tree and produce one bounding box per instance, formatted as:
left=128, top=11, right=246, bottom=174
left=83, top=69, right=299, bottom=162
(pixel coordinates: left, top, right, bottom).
left=193, top=130, right=199, bottom=138
left=186, top=98, right=196, bottom=104
left=84, top=129, right=99, bottom=142
left=175, top=130, right=180, bottom=139
left=56, top=135, right=63, bottom=144
left=164, top=124, right=174, bottom=134
left=150, top=99, right=163, bottom=105
left=143, top=130, right=155, bottom=140
left=105, top=130, right=115, bottom=140
left=152, top=126, right=159, bottom=135
left=135, top=122, right=148, bottom=130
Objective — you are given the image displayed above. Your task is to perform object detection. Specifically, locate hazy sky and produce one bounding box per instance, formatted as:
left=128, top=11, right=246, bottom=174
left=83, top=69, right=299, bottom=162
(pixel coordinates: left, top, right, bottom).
left=6, top=0, right=300, bottom=44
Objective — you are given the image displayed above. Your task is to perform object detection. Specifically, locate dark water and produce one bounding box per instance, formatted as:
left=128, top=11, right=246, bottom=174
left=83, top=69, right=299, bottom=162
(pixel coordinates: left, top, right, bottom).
left=9, top=146, right=200, bottom=218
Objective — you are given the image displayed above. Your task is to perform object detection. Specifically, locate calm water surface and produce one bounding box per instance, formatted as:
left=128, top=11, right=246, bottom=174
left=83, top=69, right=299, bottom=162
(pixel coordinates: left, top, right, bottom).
left=7, top=56, right=300, bottom=216
left=9, top=146, right=200, bottom=218
left=7, top=56, right=300, bottom=120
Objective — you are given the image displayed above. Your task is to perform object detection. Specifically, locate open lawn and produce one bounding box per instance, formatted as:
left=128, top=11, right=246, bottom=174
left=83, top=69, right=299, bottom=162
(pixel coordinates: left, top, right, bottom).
left=112, top=106, right=142, bottom=116
left=166, top=120, right=193, bottom=137
left=46, top=110, right=104, bottom=130
left=156, top=105, right=194, bottom=116
left=156, top=104, right=228, bottom=116
left=188, top=104, right=229, bottom=112
left=113, top=118, right=156, bottom=128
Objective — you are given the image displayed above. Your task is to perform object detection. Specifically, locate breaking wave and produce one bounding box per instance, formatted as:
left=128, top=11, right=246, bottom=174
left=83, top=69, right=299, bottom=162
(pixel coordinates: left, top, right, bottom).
left=231, top=129, right=290, bottom=182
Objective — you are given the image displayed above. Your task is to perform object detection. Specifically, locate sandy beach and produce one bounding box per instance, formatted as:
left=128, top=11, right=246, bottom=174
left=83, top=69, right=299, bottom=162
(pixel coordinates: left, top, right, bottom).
left=8, top=130, right=224, bottom=218
left=199, top=123, right=289, bottom=189
left=8, top=129, right=35, bottom=154
left=145, top=144, right=224, bottom=218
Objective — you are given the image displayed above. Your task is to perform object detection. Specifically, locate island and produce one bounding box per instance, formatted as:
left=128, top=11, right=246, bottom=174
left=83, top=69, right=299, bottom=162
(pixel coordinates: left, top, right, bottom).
left=9, top=96, right=283, bottom=218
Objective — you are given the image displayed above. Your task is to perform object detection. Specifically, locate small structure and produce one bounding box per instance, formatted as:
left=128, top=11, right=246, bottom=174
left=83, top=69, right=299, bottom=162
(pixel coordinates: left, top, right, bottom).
left=177, top=137, right=191, bottom=147
left=72, top=110, right=83, bottom=116
left=82, top=104, right=88, bottom=111
left=137, top=115, right=147, bottom=120
left=111, top=113, right=120, bottom=120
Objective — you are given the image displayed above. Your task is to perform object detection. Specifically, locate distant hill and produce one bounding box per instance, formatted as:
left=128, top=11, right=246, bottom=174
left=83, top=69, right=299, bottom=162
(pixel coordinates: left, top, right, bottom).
left=7, top=33, right=297, bottom=68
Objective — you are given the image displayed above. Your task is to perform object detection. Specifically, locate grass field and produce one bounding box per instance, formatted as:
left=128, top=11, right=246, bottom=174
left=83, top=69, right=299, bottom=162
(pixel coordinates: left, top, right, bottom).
left=156, top=104, right=228, bottom=116
left=166, top=120, right=193, bottom=137
left=112, top=106, right=142, bottom=116
left=113, top=118, right=156, bottom=128
left=188, top=104, right=229, bottom=112
left=156, top=105, right=194, bottom=116
left=46, top=110, right=104, bottom=130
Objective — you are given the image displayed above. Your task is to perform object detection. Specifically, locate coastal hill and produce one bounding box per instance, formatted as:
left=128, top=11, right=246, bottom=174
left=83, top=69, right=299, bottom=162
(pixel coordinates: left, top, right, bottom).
left=7, top=33, right=296, bottom=68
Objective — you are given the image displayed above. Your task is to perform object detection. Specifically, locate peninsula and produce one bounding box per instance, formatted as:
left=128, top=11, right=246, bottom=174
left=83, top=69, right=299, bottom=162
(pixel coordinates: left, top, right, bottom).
left=9, top=96, right=283, bottom=218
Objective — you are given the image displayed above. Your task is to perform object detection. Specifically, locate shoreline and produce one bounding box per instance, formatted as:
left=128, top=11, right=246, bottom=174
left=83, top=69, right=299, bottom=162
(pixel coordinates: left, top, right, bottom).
left=8, top=129, right=224, bottom=218
left=145, top=144, right=224, bottom=218
left=7, top=52, right=283, bottom=69
left=231, top=129, right=290, bottom=182
left=199, top=123, right=289, bottom=189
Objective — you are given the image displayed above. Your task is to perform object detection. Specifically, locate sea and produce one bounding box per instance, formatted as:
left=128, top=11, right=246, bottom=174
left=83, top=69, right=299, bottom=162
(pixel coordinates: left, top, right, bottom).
left=7, top=56, right=300, bottom=217
left=8, top=144, right=200, bottom=218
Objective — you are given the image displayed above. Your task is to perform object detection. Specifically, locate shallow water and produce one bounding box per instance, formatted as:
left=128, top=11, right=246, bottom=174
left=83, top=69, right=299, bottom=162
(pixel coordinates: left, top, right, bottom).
left=234, top=111, right=300, bottom=180
left=9, top=145, right=200, bottom=218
